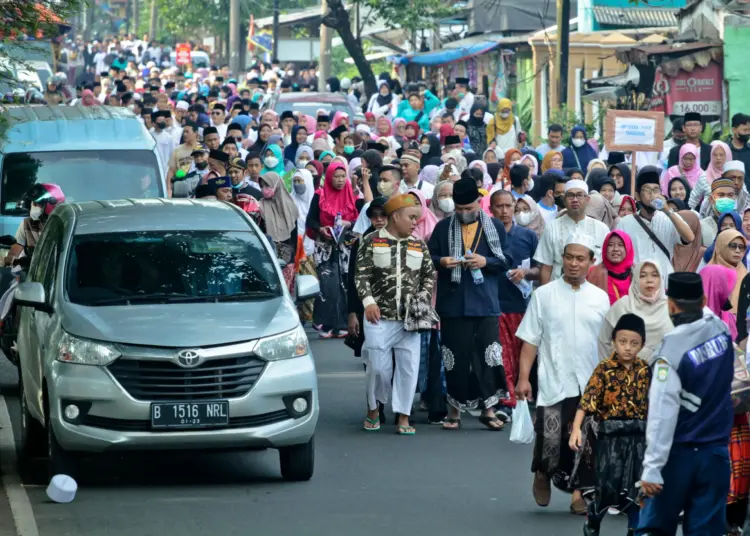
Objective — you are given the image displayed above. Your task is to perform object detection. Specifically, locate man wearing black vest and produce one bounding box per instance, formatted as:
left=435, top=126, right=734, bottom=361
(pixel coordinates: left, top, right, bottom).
left=667, top=112, right=712, bottom=171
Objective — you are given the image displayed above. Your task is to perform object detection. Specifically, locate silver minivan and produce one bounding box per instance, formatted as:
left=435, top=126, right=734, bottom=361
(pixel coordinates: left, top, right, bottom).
left=14, top=199, right=320, bottom=481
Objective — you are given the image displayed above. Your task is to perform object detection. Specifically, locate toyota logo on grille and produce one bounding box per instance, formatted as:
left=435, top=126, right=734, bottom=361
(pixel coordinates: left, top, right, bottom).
left=176, top=349, right=202, bottom=368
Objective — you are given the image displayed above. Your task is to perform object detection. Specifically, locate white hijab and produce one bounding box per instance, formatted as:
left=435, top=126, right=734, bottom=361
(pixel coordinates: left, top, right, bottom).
left=291, top=168, right=316, bottom=256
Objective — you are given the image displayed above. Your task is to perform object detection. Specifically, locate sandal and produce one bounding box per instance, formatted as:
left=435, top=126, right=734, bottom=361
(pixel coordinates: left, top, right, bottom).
left=442, top=418, right=461, bottom=430
left=397, top=424, right=415, bottom=435
left=363, top=417, right=380, bottom=431
left=478, top=415, right=504, bottom=431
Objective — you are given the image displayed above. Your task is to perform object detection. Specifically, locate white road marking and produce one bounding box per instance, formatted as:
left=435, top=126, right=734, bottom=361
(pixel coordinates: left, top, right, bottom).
left=0, top=395, right=40, bottom=536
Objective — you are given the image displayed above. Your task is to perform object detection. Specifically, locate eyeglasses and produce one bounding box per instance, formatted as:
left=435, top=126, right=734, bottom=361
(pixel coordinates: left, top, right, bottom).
left=564, top=192, right=586, bottom=199
left=727, top=242, right=747, bottom=252
left=640, top=187, right=661, bottom=195
left=211, top=111, right=223, bottom=115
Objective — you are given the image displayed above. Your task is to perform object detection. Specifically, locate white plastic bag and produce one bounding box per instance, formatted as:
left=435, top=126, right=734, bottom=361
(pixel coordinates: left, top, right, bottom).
left=509, top=400, right=535, bottom=444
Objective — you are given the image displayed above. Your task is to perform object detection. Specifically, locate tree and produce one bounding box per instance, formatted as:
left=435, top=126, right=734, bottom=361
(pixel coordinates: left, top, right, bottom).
left=322, top=0, right=456, bottom=97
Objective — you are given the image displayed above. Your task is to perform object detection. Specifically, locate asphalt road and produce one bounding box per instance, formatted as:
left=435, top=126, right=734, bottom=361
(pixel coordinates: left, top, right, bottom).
left=0, top=337, right=627, bottom=536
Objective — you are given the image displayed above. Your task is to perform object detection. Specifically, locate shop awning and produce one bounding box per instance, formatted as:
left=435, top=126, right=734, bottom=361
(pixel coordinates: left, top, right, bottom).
left=390, top=40, right=499, bottom=66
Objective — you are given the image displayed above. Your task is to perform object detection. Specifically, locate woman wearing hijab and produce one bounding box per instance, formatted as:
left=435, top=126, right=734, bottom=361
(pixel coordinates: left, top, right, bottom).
left=514, top=195, right=545, bottom=239
left=663, top=143, right=703, bottom=192
left=419, top=133, right=441, bottom=168
left=291, top=169, right=316, bottom=258
left=702, top=211, right=750, bottom=269
left=483, top=148, right=499, bottom=164
left=618, top=195, right=636, bottom=218
left=393, top=118, right=407, bottom=147
left=418, top=165, right=440, bottom=186
left=431, top=180, right=455, bottom=220
left=283, top=125, right=307, bottom=164
left=305, top=160, right=325, bottom=190
left=305, top=161, right=360, bottom=338
left=295, top=145, right=315, bottom=169
left=468, top=160, right=493, bottom=190
left=707, top=229, right=748, bottom=316
left=688, top=141, right=731, bottom=210
left=519, top=153, right=540, bottom=178
left=586, top=158, right=607, bottom=174
left=499, top=148, right=523, bottom=188
left=81, top=89, right=98, bottom=106
left=562, top=125, right=598, bottom=172
left=259, top=170, right=300, bottom=285
left=467, top=102, right=489, bottom=155
left=261, top=143, right=287, bottom=183
left=586, top=169, right=619, bottom=229
left=667, top=176, right=692, bottom=205
left=486, top=97, right=520, bottom=152
left=672, top=209, right=706, bottom=272
left=361, top=149, right=383, bottom=194
left=250, top=123, right=272, bottom=154
left=702, top=264, right=739, bottom=339
left=597, top=260, right=673, bottom=361
left=407, top=188, right=439, bottom=242
left=367, top=79, right=398, bottom=119
left=541, top=151, right=563, bottom=174
left=587, top=230, right=634, bottom=305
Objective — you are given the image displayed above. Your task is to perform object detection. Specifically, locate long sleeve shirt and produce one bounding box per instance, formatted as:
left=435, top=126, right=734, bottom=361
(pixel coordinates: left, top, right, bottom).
left=641, top=358, right=681, bottom=485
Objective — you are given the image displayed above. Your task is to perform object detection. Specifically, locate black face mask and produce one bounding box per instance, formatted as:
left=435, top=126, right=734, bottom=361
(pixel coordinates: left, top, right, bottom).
left=739, top=133, right=750, bottom=144
left=155, top=121, right=166, bottom=129
left=195, top=161, right=209, bottom=170
left=554, top=195, right=565, bottom=209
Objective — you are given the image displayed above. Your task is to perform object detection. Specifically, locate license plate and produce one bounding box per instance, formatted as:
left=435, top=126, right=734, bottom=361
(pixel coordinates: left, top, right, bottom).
left=151, top=401, right=229, bottom=429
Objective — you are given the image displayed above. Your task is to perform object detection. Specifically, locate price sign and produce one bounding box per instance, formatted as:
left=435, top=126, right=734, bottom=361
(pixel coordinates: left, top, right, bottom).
left=672, top=101, right=722, bottom=116
left=175, top=43, right=192, bottom=66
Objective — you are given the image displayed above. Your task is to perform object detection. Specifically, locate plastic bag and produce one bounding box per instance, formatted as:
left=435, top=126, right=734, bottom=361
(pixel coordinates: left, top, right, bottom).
left=509, top=400, right=535, bottom=444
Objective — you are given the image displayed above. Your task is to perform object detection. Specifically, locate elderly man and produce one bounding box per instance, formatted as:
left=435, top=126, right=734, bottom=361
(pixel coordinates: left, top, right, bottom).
left=616, top=166, right=694, bottom=285
left=535, top=179, right=609, bottom=284
left=355, top=194, right=436, bottom=435
left=428, top=178, right=511, bottom=431
left=516, top=232, right=610, bottom=513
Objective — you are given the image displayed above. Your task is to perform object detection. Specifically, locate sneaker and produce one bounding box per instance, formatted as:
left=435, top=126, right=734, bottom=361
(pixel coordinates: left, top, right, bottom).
left=495, top=406, right=512, bottom=423
left=607, top=507, right=620, bottom=516
left=319, top=330, right=334, bottom=339
left=312, top=324, right=323, bottom=332
left=335, top=329, right=348, bottom=338
left=532, top=471, right=551, bottom=507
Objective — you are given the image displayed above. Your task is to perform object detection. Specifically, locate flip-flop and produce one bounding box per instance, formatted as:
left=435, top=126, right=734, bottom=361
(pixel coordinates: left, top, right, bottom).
left=363, top=417, right=380, bottom=431
left=442, top=418, right=461, bottom=430
left=397, top=425, right=415, bottom=435
left=478, top=415, right=504, bottom=431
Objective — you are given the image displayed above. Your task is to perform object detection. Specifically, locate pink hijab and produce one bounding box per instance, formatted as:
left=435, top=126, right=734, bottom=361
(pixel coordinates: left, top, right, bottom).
left=706, top=141, right=731, bottom=183
left=601, top=230, right=635, bottom=305
left=81, top=89, right=97, bottom=106
left=664, top=143, right=703, bottom=189
left=701, top=264, right=738, bottom=341
left=408, top=188, right=439, bottom=241
left=376, top=116, right=393, bottom=137
left=299, top=113, right=316, bottom=133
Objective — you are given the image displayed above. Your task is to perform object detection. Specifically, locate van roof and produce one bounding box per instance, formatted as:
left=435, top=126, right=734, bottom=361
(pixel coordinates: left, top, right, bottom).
left=60, top=198, right=254, bottom=235
left=1, top=105, right=156, bottom=154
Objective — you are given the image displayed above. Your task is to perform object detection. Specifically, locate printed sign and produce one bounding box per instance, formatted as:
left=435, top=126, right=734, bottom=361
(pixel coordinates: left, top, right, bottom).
left=648, top=62, right=722, bottom=117
left=604, top=110, right=665, bottom=153
left=175, top=43, right=192, bottom=66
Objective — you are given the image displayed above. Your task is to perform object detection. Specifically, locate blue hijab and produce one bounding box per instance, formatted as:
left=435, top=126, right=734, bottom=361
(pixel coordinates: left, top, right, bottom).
left=283, top=125, right=305, bottom=163
left=562, top=125, right=598, bottom=172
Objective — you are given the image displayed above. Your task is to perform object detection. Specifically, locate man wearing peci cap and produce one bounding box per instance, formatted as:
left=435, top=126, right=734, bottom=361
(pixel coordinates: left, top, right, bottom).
left=206, top=176, right=234, bottom=202
left=516, top=231, right=610, bottom=512
left=637, top=272, right=733, bottom=536
left=535, top=179, right=610, bottom=284
left=667, top=113, right=711, bottom=170
left=697, top=166, right=743, bottom=246
left=150, top=109, right=178, bottom=181
left=228, top=157, right=262, bottom=199
left=354, top=194, right=436, bottom=435
left=398, top=149, right=434, bottom=199
left=616, top=166, right=694, bottom=287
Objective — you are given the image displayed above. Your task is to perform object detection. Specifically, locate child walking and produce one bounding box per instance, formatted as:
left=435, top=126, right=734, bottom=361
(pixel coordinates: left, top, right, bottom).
left=569, top=313, right=651, bottom=536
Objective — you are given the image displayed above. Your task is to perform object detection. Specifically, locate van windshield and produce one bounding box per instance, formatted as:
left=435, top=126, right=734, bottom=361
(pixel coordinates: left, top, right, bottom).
left=1, top=150, right=162, bottom=216
left=66, top=231, right=282, bottom=306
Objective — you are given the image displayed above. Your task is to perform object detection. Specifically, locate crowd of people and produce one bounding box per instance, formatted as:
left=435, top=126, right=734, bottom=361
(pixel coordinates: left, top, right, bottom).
left=10, top=44, right=750, bottom=534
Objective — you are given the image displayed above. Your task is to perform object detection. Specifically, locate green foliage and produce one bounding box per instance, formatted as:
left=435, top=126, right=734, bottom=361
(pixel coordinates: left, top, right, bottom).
left=546, top=104, right=608, bottom=145
left=358, top=0, right=457, bottom=33
left=330, top=43, right=388, bottom=79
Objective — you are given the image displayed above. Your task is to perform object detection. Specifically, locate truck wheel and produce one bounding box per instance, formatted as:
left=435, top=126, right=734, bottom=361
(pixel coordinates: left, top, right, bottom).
left=19, top=373, right=45, bottom=459
left=278, top=437, right=314, bottom=482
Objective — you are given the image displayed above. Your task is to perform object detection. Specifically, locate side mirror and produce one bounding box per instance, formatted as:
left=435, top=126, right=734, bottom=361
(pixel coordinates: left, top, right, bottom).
left=295, top=274, right=319, bottom=304
left=15, top=281, right=51, bottom=313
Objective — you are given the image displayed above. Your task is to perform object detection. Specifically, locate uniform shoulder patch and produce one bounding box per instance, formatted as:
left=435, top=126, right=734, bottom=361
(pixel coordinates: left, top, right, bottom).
left=655, top=363, right=669, bottom=382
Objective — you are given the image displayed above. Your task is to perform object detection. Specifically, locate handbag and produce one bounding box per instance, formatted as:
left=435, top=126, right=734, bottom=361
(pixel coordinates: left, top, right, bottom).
left=403, top=293, right=439, bottom=333
left=633, top=214, right=672, bottom=261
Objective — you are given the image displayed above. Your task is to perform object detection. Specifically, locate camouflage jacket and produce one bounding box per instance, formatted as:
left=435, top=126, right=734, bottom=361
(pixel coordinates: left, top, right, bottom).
left=354, top=228, right=435, bottom=321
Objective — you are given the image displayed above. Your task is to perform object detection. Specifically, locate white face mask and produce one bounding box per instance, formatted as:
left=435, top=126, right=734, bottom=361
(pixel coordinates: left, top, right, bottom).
left=438, top=198, right=455, bottom=214
left=526, top=178, right=535, bottom=192
left=499, top=111, right=510, bottom=119
left=516, top=211, right=533, bottom=226
left=29, top=205, right=43, bottom=221
left=572, top=138, right=586, bottom=148
left=264, top=156, right=279, bottom=169
left=420, top=144, right=431, bottom=154
left=297, top=158, right=309, bottom=168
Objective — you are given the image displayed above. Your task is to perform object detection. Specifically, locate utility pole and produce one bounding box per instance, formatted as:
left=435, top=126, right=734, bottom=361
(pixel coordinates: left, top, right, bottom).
left=133, top=0, right=139, bottom=37
left=83, top=2, right=94, bottom=41
left=318, top=0, right=331, bottom=91
left=272, top=0, right=280, bottom=61
left=148, top=0, right=157, bottom=41
left=555, top=0, right=570, bottom=108
left=229, top=0, right=240, bottom=74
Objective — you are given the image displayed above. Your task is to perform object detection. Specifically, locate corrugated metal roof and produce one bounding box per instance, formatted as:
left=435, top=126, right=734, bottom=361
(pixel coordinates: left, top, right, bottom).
left=593, top=6, right=678, bottom=28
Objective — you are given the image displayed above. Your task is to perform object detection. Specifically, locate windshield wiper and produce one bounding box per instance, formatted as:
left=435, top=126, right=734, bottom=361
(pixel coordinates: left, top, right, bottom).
left=82, top=292, right=194, bottom=306
left=198, top=291, right=279, bottom=302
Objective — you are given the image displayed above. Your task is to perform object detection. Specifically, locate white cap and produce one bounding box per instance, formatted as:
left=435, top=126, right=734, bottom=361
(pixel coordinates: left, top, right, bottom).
left=564, top=179, right=589, bottom=194
left=356, top=124, right=371, bottom=135
left=46, top=474, right=77, bottom=503
left=724, top=160, right=746, bottom=174
left=175, top=100, right=189, bottom=111
left=564, top=231, right=596, bottom=254
left=341, top=78, right=352, bottom=90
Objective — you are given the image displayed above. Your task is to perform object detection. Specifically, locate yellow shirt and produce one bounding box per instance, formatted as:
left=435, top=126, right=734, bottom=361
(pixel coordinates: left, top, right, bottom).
left=461, top=221, right=479, bottom=254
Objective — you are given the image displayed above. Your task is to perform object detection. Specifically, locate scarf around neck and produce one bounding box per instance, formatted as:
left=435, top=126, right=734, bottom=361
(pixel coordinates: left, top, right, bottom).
left=448, top=210, right=505, bottom=283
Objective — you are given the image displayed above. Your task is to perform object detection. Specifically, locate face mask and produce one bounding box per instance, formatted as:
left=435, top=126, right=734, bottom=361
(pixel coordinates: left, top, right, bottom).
left=572, top=138, right=585, bottom=148
left=526, top=178, right=535, bottom=192
left=262, top=186, right=275, bottom=199
left=297, top=158, right=309, bottom=168
left=264, top=156, right=279, bottom=169
left=29, top=206, right=43, bottom=221
left=715, top=197, right=736, bottom=213
left=293, top=183, right=307, bottom=195
left=456, top=210, right=479, bottom=225
left=499, top=112, right=510, bottom=119
left=195, top=161, right=208, bottom=170
left=420, top=144, right=431, bottom=154
left=156, top=121, right=166, bottom=129
left=438, top=198, right=454, bottom=214
left=739, top=134, right=750, bottom=144
left=343, top=145, right=354, bottom=155
left=516, top=212, right=533, bottom=226
left=458, top=92, right=465, bottom=99
left=377, top=181, right=395, bottom=197
left=554, top=195, right=565, bottom=209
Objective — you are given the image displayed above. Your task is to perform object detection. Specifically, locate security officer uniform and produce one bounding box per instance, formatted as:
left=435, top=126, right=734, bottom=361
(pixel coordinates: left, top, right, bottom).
left=637, top=272, right=734, bottom=535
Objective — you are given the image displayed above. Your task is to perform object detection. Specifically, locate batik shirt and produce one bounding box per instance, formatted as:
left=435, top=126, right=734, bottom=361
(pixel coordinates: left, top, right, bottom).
left=579, top=356, right=650, bottom=421
left=355, top=228, right=435, bottom=321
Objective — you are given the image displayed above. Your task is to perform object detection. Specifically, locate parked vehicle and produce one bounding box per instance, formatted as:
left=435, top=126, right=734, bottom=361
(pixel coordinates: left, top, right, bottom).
left=168, top=50, right=210, bottom=69
left=15, top=199, right=320, bottom=481
left=0, top=106, right=167, bottom=237
left=264, top=92, right=355, bottom=119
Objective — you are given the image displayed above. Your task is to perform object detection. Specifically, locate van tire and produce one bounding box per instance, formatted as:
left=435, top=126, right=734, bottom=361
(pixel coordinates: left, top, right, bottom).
left=278, top=437, right=314, bottom=482
left=45, top=399, right=78, bottom=479
left=19, top=373, right=46, bottom=459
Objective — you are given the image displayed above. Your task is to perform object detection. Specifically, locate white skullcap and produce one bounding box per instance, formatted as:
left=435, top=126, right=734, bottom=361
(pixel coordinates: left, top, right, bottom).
left=356, top=124, right=371, bottom=135
left=724, top=160, right=746, bottom=174
left=564, top=179, right=589, bottom=194
left=175, top=100, right=189, bottom=111
left=341, top=78, right=352, bottom=90
left=564, top=231, right=596, bottom=254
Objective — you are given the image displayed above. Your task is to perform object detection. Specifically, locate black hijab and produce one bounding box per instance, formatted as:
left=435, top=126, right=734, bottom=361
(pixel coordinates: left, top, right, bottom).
left=486, top=162, right=502, bottom=184
left=587, top=168, right=615, bottom=193
left=376, top=81, right=393, bottom=107
left=468, top=102, right=486, bottom=127
left=608, top=163, right=632, bottom=195
left=362, top=149, right=383, bottom=192
left=667, top=176, right=692, bottom=203
left=420, top=133, right=441, bottom=168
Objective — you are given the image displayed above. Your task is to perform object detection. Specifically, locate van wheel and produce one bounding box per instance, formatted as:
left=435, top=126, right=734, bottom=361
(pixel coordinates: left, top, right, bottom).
left=278, top=437, right=314, bottom=482
left=46, top=407, right=77, bottom=479
left=19, top=373, right=45, bottom=459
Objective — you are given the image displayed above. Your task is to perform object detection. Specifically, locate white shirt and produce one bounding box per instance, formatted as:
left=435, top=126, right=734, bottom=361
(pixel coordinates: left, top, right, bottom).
left=616, top=211, right=683, bottom=287
left=516, top=279, right=610, bottom=407
left=93, top=52, right=108, bottom=75
left=151, top=129, right=178, bottom=169
left=214, top=123, right=228, bottom=140
left=537, top=201, right=558, bottom=225
left=534, top=214, right=609, bottom=281
left=399, top=178, right=434, bottom=200
left=353, top=202, right=373, bottom=234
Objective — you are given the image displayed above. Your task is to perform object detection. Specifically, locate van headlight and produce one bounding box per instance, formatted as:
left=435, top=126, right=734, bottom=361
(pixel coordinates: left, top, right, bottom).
left=253, top=325, right=308, bottom=361
left=58, top=332, right=121, bottom=366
